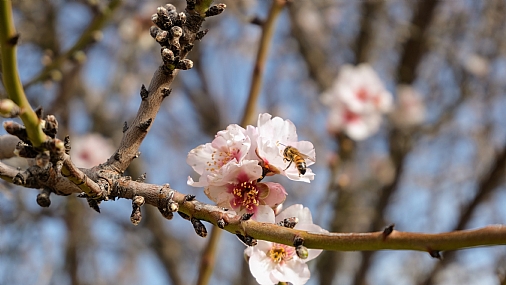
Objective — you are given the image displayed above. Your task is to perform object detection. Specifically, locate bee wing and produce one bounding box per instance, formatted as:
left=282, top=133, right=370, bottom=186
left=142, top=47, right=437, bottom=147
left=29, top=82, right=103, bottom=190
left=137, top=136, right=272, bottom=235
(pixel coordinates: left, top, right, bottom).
left=299, top=152, right=315, bottom=162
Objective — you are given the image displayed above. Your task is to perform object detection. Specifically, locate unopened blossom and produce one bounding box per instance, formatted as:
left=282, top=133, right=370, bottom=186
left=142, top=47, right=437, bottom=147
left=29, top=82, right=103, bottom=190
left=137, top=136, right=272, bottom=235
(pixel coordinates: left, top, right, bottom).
left=204, top=160, right=286, bottom=217
left=390, top=85, right=425, bottom=128
left=322, top=63, right=393, bottom=140
left=255, top=113, right=315, bottom=183
left=70, top=134, right=115, bottom=168
left=187, top=124, right=254, bottom=187
left=244, top=204, right=326, bottom=285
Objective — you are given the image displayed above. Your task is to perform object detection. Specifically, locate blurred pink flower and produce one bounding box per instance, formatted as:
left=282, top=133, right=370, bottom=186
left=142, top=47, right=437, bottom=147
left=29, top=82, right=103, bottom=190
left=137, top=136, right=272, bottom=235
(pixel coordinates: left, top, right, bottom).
left=322, top=64, right=393, bottom=140
left=390, top=85, right=426, bottom=128
left=244, top=204, right=326, bottom=285
left=70, top=134, right=115, bottom=168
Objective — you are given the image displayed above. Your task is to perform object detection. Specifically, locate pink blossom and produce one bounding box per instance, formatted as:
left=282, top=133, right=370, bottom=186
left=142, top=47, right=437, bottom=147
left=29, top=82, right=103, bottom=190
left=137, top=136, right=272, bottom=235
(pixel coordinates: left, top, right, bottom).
left=244, top=204, right=326, bottom=285
left=187, top=124, right=252, bottom=187
left=322, top=64, right=393, bottom=140
left=204, top=161, right=287, bottom=217
left=390, top=85, right=425, bottom=128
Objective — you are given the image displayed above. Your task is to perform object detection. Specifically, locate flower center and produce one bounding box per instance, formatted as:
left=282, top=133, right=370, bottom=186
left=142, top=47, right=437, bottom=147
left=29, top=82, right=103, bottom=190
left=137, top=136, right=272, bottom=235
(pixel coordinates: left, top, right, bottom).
left=231, top=181, right=259, bottom=211
left=344, top=109, right=361, bottom=123
left=268, top=244, right=295, bottom=264
left=356, top=87, right=369, bottom=101
left=206, top=148, right=239, bottom=172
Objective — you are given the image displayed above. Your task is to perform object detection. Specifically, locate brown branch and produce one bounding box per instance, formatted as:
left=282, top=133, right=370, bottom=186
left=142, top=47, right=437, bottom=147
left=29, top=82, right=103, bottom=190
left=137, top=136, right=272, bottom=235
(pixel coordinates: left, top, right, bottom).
left=396, top=0, right=438, bottom=84
left=1, top=159, right=504, bottom=252
left=353, top=0, right=384, bottom=64
left=103, top=3, right=212, bottom=173
left=287, top=3, right=333, bottom=91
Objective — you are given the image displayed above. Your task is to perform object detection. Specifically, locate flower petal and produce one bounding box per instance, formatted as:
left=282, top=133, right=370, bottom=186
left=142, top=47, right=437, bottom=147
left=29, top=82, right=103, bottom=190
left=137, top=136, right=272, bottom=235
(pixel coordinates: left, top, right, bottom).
left=260, top=182, right=287, bottom=207
left=271, top=259, right=310, bottom=285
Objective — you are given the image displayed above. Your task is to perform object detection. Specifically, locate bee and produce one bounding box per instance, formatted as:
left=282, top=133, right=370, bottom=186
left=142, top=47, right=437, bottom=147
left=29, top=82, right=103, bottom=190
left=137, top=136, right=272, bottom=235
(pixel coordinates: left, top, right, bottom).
left=279, top=143, right=315, bottom=176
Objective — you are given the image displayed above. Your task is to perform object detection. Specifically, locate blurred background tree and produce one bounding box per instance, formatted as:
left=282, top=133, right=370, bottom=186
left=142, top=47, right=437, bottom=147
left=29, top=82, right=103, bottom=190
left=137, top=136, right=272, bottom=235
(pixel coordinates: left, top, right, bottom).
left=0, top=0, right=505, bottom=284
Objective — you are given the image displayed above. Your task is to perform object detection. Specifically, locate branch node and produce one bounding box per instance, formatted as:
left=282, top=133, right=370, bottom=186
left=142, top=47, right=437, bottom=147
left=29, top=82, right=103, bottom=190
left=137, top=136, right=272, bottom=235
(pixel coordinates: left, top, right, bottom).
left=13, top=172, right=25, bottom=185
left=217, top=218, right=227, bottom=229
left=87, top=198, right=101, bottom=213
left=7, top=33, right=20, bottom=45
left=236, top=233, right=257, bottom=246
left=296, top=245, right=309, bottom=259
left=64, top=136, right=71, bottom=154
left=42, top=115, right=58, bottom=138
left=428, top=249, right=443, bottom=259
left=35, top=106, right=43, bottom=119
left=130, top=195, right=145, bottom=226
left=241, top=213, right=254, bottom=221
left=4, top=121, right=29, bottom=143
left=196, top=29, right=209, bottom=41
left=136, top=173, right=147, bottom=182
left=186, top=0, right=196, bottom=11
left=140, top=84, right=149, bottom=100
left=168, top=200, right=179, bottom=212
left=191, top=217, right=207, bottom=237
left=161, top=87, right=172, bottom=98
left=175, top=58, right=193, bottom=70
left=178, top=211, right=190, bottom=220
left=14, top=142, right=37, bottom=158
left=0, top=99, right=20, bottom=118
left=123, top=121, right=128, bottom=133
left=36, top=188, right=52, bottom=207
left=184, top=194, right=196, bottom=201
left=158, top=207, right=174, bottom=220
left=138, top=118, right=152, bottom=132
left=382, top=223, right=395, bottom=240
left=277, top=217, right=298, bottom=229
left=35, top=152, right=50, bottom=169
left=183, top=43, right=194, bottom=53
left=293, top=235, right=304, bottom=247
left=205, top=4, right=226, bottom=17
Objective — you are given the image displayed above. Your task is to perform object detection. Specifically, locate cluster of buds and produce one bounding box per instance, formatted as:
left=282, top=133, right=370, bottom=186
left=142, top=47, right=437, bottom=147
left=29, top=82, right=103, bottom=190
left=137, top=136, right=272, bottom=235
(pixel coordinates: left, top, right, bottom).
left=149, top=4, right=193, bottom=72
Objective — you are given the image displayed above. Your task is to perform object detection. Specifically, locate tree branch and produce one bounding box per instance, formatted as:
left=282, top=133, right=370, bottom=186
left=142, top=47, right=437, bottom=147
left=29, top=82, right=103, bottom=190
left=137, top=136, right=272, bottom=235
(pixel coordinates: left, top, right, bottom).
left=0, top=0, right=46, bottom=147
left=2, top=160, right=504, bottom=253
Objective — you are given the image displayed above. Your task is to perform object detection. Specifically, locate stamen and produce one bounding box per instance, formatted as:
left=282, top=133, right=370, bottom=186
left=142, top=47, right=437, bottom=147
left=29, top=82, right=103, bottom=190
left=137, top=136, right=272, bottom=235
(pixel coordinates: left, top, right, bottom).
left=268, top=244, right=295, bottom=264
left=231, top=180, right=260, bottom=211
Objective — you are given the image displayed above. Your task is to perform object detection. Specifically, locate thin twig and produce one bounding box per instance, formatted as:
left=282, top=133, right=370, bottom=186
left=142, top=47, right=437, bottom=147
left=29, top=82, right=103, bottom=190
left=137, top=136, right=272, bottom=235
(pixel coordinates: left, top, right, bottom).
left=0, top=0, right=46, bottom=147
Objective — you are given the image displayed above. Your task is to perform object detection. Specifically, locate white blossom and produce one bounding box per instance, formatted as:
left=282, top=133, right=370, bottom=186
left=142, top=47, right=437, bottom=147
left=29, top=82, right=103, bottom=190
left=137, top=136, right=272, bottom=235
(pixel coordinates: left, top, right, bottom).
left=244, top=204, right=326, bottom=285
